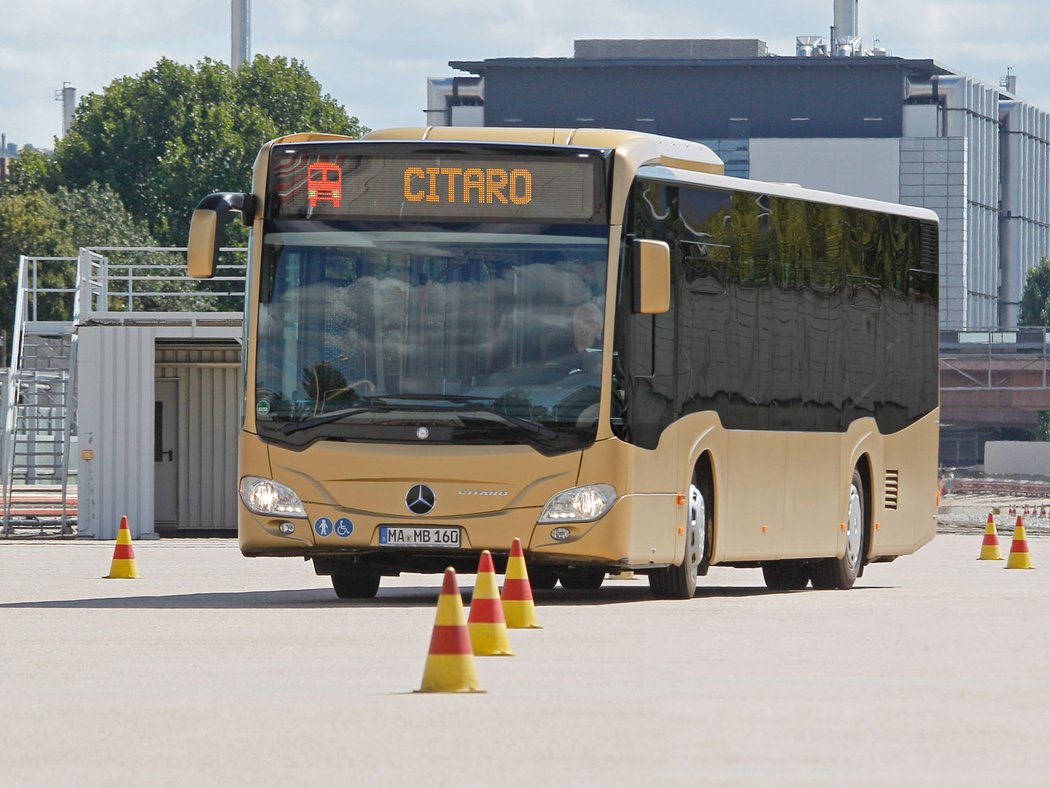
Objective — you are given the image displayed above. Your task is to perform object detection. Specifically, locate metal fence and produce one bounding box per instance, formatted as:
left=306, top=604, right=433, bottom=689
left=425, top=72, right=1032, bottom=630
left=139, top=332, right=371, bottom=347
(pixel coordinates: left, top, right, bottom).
left=940, top=327, right=1050, bottom=391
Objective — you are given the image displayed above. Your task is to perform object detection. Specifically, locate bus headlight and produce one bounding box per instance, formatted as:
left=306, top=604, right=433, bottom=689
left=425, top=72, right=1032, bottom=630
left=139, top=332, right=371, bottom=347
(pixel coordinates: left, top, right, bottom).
left=538, top=484, right=617, bottom=523
left=239, top=476, right=307, bottom=518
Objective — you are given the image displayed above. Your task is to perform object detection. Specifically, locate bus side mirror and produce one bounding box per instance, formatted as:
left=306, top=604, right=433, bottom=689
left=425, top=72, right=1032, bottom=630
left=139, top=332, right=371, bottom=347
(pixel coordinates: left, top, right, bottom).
left=187, top=192, right=255, bottom=279
left=633, top=239, right=671, bottom=314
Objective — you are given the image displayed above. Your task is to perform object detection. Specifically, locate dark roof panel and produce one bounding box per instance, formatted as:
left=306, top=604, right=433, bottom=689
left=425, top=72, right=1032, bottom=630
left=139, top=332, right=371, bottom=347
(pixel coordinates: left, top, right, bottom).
left=449, top=56, right=946, bottom=139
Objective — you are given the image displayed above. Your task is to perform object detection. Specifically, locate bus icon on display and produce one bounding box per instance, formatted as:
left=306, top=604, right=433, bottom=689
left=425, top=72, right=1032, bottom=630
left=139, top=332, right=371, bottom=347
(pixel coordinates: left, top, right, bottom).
left=307, top=162, right=342, bottom=207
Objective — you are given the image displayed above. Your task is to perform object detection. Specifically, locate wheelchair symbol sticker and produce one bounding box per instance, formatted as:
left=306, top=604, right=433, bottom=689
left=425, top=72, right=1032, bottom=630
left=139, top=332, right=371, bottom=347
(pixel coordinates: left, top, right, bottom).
left=335, top=518, right=353, bottom=538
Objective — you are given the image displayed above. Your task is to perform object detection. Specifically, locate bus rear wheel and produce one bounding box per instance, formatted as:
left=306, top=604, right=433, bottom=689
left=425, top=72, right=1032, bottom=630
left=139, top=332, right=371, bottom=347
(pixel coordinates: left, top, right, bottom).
left=811, top=468, right=866, bottom=590
left=331, top=574, right=381, bottom=599
left=761, top=560, right=810, bottom=591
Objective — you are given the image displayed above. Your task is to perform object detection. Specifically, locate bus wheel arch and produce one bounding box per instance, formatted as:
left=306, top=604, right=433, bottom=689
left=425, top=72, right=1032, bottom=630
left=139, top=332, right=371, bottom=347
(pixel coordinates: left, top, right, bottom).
left=694, top=453, right=715, bottom=577
left=649, top=452, right=714, bottom=599
left=854, top=454, right=873, bottom=579
left=811, top=459, right=870, bottom=590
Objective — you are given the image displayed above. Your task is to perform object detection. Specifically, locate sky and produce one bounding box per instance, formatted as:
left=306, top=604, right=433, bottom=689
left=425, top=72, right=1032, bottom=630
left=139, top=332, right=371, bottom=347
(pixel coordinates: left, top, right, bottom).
left=2, top=0, right=1050, bottom=149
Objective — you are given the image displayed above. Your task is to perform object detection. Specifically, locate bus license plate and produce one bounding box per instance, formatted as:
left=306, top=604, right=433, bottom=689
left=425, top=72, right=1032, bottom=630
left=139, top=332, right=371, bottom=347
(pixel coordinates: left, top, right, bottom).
left=379, top=526, right=460, bottom=547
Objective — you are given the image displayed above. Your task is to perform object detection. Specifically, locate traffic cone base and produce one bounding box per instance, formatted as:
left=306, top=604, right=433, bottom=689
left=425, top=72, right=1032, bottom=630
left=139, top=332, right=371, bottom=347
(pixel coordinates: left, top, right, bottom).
left=1006, top=517, right=1035, bottom=570
left=468, top=622, right=514, bottom=656
left=104, top=516, right=140, bottom=579
left=502, top=538, right=542, bottom=629
left=418, top=654, right=483, bottom=693
left=468, top=551, right=514, bottom=656
left=978, top=513, right=1003, bottom=561
left=417, top=568, right=485, bottom=693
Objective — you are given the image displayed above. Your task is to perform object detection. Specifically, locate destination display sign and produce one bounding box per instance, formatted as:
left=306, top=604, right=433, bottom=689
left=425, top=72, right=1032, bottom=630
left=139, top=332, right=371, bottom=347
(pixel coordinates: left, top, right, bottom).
left=267, top=144, right=607, bottom=222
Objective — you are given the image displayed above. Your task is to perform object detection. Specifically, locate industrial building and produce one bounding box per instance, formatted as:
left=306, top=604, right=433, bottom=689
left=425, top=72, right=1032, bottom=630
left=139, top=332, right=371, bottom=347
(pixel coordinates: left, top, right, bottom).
left=430, top=13, right=1050, bottom=333
left=425, top=3, right=1050, bottom=467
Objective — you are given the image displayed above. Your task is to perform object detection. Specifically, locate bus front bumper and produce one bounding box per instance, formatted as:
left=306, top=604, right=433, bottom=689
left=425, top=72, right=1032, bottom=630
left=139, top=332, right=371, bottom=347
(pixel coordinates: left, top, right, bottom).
left=237, top=493, right=673, bottom=572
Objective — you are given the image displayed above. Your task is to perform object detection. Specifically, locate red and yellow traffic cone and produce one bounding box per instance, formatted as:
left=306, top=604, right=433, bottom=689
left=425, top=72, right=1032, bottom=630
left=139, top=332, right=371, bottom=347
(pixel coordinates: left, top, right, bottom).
left=468, top=551, right=514, bottom=656
left=1005, top=516, right=1035, bottom=570
left=104, top=515, right=139, bottom=579
left=418, top=568, right=484, bottom=693
left=978, top=512, right=1003, bottom=561
left=502, top=537, right=541, bottom=629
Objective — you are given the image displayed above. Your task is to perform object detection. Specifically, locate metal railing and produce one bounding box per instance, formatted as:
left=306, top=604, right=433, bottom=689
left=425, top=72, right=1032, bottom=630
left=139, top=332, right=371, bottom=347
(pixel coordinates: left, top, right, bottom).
left=0, top=255, right=36, bottom=530
left=1, top=247, right=246, bottom=535
left=78, top=247, right=246, bottom=314
left=940, top=327, right=1050, bottom=390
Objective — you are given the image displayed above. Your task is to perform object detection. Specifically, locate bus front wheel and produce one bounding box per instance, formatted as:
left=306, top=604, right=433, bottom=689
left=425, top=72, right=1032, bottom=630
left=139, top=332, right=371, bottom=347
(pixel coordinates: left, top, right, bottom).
left=810, top=468, right=866, bottom=590
left=650, top=474, right=709, bottom=599
left=529, top=567, right=559, bottom=590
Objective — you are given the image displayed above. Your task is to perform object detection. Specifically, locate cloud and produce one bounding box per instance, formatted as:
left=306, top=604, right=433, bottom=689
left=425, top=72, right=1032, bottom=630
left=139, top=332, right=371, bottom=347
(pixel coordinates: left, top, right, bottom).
left=5, top=0, right=1050, bottom=145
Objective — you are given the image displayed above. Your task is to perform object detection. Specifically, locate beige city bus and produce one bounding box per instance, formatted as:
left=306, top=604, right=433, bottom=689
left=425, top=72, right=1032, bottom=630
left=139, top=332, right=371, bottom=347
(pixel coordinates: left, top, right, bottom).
left=187, top=127, right=939, bottom=599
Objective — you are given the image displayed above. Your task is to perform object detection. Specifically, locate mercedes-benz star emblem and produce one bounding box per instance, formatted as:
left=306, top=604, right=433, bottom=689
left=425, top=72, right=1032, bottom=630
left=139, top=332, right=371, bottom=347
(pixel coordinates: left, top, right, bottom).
left=406, top=484, right=436, bottom=515
left=416, top=426, right=430, bottom=440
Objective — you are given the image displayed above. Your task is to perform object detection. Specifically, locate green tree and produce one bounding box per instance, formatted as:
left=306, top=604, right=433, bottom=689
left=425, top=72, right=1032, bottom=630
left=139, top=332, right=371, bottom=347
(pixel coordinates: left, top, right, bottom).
left=0, top=184, right=158, bottom=333
left=1017, top=257, right=1050, bottom=439
left=0, top=147, right=61, bottom=195
left=54, top=183, right=157, bottom=249
left=1019, top=257, right=1050, bottom=326
left=0, top=190, right=69, bottom=332
left=55, top=55, right=365, bottom=247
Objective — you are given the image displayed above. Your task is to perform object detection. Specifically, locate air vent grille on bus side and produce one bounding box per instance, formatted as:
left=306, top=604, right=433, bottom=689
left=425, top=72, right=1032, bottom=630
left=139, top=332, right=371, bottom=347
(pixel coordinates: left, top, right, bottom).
left=884, top=469, right=900, bottom=511
left=920, top=223, right=939, bottom=268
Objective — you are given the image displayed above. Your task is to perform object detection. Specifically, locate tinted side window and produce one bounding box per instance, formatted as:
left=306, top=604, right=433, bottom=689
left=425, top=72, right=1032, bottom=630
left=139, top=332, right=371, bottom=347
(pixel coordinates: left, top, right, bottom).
left=613, top=178, right=938, bottom=447
left=612, top=183, right=676, bottom=448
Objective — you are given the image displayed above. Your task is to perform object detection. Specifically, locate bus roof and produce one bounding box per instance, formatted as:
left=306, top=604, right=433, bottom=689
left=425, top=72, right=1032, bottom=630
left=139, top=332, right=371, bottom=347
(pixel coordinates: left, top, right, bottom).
left=638, top=164, right=941, bottom=223
left=358, top=126, right=726, bottom=177
left=266, top=128, right=935, bottom=224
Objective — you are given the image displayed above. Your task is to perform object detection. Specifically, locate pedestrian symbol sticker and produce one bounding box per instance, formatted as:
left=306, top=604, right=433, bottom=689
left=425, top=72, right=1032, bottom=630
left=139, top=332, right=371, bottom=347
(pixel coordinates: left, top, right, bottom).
left=314, top=517, right=334, bottom=537
left=335, top=518, right=353, bottom=538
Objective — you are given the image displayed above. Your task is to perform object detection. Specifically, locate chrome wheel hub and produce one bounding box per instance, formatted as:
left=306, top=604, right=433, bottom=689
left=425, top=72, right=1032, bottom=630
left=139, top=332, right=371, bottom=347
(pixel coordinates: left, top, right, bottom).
left=845, top=482, right=863, bottom=569
left=688, top=483, right=705, bottom=571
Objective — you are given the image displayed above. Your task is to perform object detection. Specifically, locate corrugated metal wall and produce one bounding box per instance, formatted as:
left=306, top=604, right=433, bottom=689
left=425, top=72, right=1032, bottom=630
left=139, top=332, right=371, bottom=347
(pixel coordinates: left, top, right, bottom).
left=957, top=78, right=1002, bottom=329
left=76, top=326, right=155, bottom=539
left=999, top=100, right=1050, bottom=326
left=77, top=323, right=242, bottom=539
left=155, top=345, right=240, bottom=531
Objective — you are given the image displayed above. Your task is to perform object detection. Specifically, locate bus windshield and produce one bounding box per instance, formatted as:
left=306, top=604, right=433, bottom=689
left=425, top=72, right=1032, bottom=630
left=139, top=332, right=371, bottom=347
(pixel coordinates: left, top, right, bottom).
left=255, top=222, right=609, bottom=454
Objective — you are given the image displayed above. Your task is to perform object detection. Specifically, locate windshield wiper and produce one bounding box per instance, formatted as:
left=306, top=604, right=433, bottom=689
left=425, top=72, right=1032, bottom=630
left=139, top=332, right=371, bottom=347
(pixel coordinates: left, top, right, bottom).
left=454, top=403, right=561, bottom=441
left=275, top=394, right=561, bottom=445
left=367, top=394, right=561, bottom=441
left=278, top=405, right=394, bottom=435
left=367, top=393, right=496, bottom=405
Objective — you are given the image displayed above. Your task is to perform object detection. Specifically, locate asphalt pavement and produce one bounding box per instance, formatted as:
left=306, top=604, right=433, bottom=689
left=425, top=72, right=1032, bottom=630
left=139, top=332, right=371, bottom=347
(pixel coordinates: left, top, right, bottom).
left=1, top=532, right=1048, bottom=786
